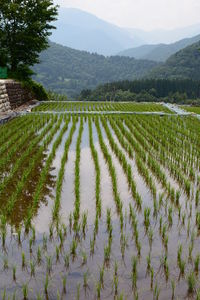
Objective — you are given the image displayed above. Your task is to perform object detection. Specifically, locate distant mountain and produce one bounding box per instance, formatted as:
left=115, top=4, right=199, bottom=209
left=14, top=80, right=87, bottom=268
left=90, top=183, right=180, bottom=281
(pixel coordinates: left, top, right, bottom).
left=126, top=23, right=200, bottom=45
left=33, top=42, right=159, bottom=97
left=148, top=41, right=200, bottom=80
left=50, top=8, right=200, bottom=56
left=118, top=34, right=200, bottom=62
left=50, top=8, right=144, bottom=56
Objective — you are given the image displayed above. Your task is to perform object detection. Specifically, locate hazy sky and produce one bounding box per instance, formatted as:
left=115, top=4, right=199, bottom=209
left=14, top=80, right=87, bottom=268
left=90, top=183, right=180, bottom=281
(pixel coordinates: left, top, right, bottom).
left=55, top=0, right=200, bottom=30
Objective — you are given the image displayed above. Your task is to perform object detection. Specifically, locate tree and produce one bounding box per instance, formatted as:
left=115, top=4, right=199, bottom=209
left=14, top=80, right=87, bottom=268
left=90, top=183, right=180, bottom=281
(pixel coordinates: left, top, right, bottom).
left=0, top=0, right=58, bottom=78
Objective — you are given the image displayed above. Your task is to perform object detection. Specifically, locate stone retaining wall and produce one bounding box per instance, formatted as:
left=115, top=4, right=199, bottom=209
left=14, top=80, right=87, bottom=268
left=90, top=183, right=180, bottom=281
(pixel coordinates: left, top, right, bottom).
left=0, top=81, right=11, bottom=112
left=0, top=79, right=34, bottom=112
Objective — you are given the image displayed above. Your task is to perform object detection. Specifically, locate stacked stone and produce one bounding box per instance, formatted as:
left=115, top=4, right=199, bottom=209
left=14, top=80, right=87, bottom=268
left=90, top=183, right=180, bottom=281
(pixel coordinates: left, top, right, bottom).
left=0, top=81, right=11, bottom=113
left=6, top=81, right=34, bottom=109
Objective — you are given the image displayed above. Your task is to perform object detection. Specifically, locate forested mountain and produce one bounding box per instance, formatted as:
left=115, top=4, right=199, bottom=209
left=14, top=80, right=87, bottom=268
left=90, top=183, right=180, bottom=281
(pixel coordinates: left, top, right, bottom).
left=148, top=41, right=200, bottom=79
left=50, top=8, right=143, bottom=55
left=33, top=42, right=159, bottom=97
left=79, top=41, right=200, bottom=102
left=118, top=34, right=200, bottom=62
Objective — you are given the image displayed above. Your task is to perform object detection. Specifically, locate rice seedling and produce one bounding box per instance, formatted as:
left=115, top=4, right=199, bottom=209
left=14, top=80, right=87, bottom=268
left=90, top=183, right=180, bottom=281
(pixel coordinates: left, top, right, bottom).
left=146, top=253, right=151, bottom=272
left=150, top=267, right=154, bottom=290
left=83, top=271, right=89, bottom=290
left=70, top=239, right=77, bottom=257
left=30, top=260, right=35, bottom=277
left=37, top=246, right=42, bottom=265
left=187, top=271, right=196, bottom=294
left=171, top=279, right=175, bottom=299
left=56, top=245, right=60, bottom=262
left=12, top=265, right=16, bottom=281
left=131, top=256, right=138, bottom=290
left=21, top=252, right=26, bottom=269
left=22, top=284, right=28, bottom=300
left=76, top=283, right=81, bottom=300
left=196, top=289, right=200, bottom=300
left=44, top=273, right=49, bottom=295
left=153, top=281, right=160, bottom=300
left=96, top=281, right=101, bottom=299
left=64, top=253, right=70, bottom=269
left=46, top=255, right=52, bottom=275
left=99, top=265, right=104, bottom=287
left=194, top=254, right=200, bottom=273
left=81, top=250, right=87, bottom=265
left=3, top=256, right=8, bottom=269
left=179, top=258, right=186, bottom=276
left=144, top=207, right=151, bottom=231
left=62, top=275, right=67, bottom=294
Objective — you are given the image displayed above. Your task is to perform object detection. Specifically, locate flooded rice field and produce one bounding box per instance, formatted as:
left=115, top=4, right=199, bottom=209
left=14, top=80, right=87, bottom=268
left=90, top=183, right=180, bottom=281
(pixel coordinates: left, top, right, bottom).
left=0, top=107, right=200, bottom=300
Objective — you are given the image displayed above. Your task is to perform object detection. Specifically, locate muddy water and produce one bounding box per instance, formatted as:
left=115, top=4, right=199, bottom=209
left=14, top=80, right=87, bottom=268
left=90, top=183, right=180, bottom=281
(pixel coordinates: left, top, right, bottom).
left=93, top=122, right=116, bottom=217
left=59, top=120, right=80, bottom=222
left=79, top=120, right=96, bottom=224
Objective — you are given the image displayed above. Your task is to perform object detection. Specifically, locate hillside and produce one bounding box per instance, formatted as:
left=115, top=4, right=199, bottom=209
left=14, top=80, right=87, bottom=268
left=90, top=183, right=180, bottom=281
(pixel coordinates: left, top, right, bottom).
left=33, top=42, right=159, bottom=97
left=118, top=34, right=200, bottom=62
left=50, top=8, right=143, bottom=56
left=148, top=41, right=200, bottom=79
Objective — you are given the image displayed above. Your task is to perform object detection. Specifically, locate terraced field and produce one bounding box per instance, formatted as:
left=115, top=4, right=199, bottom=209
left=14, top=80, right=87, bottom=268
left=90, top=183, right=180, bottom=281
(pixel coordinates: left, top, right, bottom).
left=181, top=106, right=200, bottom=114
left=32, top=102, right=172, bottom=113
left=0, top=103, right=200, bottom=299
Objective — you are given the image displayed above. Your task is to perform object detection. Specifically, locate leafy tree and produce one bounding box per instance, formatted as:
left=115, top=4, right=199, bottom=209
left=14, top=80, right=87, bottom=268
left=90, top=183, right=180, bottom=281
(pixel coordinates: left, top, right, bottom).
left=0, top=0, right=58, bottom=78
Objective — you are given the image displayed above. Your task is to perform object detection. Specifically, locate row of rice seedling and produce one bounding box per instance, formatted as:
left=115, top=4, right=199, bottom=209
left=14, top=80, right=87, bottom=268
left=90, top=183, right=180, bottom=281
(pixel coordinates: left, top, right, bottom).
left=24, top=116, right=74, bottom=228
left=123, top=117, right=182, bottom=201
left=3, top=116, right=64, bottom=219
left=131, top=116, right=198, bottom=196
left=0, top=115, right=58, bottom=197
left=138, top=116, right=200, bottom=173
left=181, top=106, right=200, bottom=114
left=32, top=101, right=173, bottom=113
left=52, top=117, right=77, bottom=220
left=101, top=116, right=142, bottom=209
left=0, top=116, right=50, bottom=180
left=0, top=115, right=35, bottom=144
left=95, top=117, right=123, bottom=215
left=73, top=117, right=84, bottom=232
left=88, top=117, right=101, bottom=218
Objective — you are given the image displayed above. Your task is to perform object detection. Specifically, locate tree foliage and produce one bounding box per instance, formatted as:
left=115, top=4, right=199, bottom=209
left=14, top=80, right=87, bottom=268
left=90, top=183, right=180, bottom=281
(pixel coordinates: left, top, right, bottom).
left=33, top=41, right=159, bottom=98
left=148, top=41, right=200, bottom=80
left=0, top=0, right=58, bottom=79
left=80, top=79, right=200, bottom=103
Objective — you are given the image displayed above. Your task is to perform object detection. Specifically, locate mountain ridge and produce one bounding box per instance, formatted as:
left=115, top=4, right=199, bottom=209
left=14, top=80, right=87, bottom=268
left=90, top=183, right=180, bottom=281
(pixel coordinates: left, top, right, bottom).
left=118, top=34, right=200, bottom=62
left=33, top=41, right=159, bottom=97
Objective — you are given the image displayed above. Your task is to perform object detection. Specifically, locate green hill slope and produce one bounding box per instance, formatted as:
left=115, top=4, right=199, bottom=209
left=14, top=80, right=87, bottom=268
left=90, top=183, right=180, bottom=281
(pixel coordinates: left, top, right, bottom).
left=33, top=42, right=159, bottom=97
left=149, top=41, right=200, bottom=79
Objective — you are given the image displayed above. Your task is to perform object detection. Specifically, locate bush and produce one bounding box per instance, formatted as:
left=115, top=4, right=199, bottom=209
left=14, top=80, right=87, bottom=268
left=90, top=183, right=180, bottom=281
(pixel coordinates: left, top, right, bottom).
left=22, top=80, right=49, bottom=101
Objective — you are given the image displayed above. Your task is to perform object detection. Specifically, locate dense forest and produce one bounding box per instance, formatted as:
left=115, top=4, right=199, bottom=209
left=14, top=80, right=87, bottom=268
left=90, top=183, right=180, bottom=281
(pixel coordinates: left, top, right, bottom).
left=80, top=79, right=200, bottom=103
left=33, top=41, right=159, bottom=98
left=149, top=41, right=200, bottom=79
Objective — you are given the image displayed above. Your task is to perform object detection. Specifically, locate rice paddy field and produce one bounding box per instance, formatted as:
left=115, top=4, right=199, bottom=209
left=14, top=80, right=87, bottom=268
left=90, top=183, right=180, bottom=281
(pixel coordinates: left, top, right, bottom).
left=180, top=106, right=200, bottom=115
left=32, top=102, right=172, bottom=113
left=0, top=102, right=200, bottom=300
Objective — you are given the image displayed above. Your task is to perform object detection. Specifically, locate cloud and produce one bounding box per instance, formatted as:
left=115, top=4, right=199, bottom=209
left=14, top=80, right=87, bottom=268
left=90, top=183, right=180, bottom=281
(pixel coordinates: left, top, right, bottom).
left=55, top=0, right=200, bottom=30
